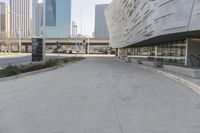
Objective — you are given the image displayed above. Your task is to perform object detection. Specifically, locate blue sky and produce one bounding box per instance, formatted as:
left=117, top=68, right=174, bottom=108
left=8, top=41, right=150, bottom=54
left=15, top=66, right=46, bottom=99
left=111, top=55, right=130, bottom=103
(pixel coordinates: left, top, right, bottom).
left=0, top=0, right=112, bottom=36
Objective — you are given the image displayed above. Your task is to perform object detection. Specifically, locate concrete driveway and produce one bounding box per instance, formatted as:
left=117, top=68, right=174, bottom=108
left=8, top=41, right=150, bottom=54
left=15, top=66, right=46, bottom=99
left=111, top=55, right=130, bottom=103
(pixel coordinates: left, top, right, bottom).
left=0, top=57, right=200, bottom=133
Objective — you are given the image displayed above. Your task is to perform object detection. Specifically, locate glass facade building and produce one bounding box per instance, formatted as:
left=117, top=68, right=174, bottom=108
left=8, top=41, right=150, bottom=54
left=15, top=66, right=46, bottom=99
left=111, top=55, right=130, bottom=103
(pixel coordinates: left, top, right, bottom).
left=10, top=0, right=31, bottom=38
left=94, top=4, right=109, bottom=39
left=45, top=0, right=71, bottom=38
left=105, top=0, right=200, bottom=67
left=120, top=40, right=186, bottom=65
left=0, top=2, right=6, bottom=33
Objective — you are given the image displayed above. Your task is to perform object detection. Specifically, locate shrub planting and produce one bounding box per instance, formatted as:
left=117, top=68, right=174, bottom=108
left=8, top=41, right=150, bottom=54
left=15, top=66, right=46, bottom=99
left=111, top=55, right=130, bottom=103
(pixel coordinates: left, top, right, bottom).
left=0, top=57, right=84, bottom=78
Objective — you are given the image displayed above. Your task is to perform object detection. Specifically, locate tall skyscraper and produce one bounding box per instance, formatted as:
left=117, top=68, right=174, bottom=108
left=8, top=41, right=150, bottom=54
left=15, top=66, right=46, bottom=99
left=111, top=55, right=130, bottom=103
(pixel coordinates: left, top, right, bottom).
left=32, top=0, right=39, bottom=37
left=0, top=2, right=10, bottom=38
left=0, top=2, right=6, bottom=35
left=38, top=3, right=43, bottom=36
left=94, top=4, right=109, bottom=39
left=44, top=0, right=71, bottom=38
left=10, top=0, right=31, bottom=38
left=72, top=21, right=77, bottom=38
left=32, top=1, right=43, bottom=37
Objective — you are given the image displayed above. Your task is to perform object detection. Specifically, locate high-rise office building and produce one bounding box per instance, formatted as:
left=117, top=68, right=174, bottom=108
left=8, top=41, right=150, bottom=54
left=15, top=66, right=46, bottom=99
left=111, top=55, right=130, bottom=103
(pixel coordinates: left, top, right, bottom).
left=10, top=0, right=31, bottom=38
left=0, top=2, right=6, bottom=35
left=72, top=21, right=77, bottom=38
left=38, top=3, right=43, bottom=37
left=44, top=0, right=71, bottom=38
left=94, top=4, right=109, bottom=39
left=32, top=1, right=43, bottom=37
left=0, top=2, right=10, bottom=38
left=32, top=0, right=39, bottom=37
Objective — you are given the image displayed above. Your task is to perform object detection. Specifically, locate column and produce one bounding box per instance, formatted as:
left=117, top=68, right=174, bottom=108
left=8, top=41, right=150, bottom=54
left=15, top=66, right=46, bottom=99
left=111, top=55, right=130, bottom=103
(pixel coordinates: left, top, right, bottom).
left=25, top=44, right=28, bottom=53
left=115, top=48, right=119, bottom=56
left=155, top=45, right=158, bottom=60
left=0, top=44, right=3, bottom=52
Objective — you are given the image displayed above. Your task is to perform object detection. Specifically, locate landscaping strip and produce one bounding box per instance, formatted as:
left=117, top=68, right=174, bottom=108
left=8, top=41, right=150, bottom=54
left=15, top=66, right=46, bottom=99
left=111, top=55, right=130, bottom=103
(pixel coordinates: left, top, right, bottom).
left=0, top=57, right=85, bottom=79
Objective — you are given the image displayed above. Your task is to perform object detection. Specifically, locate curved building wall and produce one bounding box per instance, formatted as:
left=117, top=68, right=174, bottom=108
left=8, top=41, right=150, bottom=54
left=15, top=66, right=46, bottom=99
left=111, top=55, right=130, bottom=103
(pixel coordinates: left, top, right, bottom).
left=105, top=0, right=200, bottom=48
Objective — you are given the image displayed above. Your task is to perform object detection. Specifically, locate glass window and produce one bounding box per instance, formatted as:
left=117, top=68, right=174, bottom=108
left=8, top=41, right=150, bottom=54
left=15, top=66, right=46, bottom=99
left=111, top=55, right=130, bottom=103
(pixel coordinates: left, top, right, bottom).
left=125, top=40, right=186, bottom=65
left=46, top=0, right=56, bottom=26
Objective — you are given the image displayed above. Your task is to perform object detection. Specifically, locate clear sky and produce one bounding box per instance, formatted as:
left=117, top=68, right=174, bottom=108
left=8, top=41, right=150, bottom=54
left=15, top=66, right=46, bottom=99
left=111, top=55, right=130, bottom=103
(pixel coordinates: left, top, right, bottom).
left=0, top=0, right=112, bottom=36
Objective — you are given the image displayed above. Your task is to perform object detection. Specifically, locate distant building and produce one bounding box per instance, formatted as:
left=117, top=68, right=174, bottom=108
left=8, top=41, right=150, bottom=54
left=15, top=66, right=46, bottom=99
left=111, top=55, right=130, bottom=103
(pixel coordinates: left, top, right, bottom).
left=77, top=34, right=87, bottom=39
left=44, top=0, right=71, bottom=38
left=0, top=2, right=10, bottom=38
left=0, top=2, right=5, bottom=34
left=94, top=4, right=109, bottom=39
left=92, top=32, right=94, bottom=38
left=38, top=3, right=43, bottom=36
left=72, top=21, right=77, bottom=38
left=32, top=0, right=39, bottom=37
left=32, top=1, right=43, bottom=37
left=10, top=0, right=31, bottom=38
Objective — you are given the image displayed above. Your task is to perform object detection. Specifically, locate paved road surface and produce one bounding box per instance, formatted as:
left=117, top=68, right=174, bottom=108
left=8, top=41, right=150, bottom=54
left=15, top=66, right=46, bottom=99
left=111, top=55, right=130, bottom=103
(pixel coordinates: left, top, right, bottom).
left=0, top=56, right=31, bottom=67
left=0, top=57, right=200, bottom=133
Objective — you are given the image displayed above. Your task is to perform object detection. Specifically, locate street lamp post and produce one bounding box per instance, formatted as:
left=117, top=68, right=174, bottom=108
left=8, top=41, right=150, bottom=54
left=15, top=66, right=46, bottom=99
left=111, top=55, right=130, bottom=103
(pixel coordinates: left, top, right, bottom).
left=17, top=14, right=22, bottom=53
left=75, top=26, right=78, bottom=55
left=42, top=0, right=46, bottom=61
left=87, top=36, right=90, bottom=55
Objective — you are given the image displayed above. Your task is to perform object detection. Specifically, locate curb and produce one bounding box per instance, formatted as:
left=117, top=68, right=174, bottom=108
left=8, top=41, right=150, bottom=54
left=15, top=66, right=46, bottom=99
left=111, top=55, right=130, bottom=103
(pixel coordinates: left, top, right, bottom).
left=0, top=66, right=59, bottom=82
left=138, top=64, right=200, bottom=95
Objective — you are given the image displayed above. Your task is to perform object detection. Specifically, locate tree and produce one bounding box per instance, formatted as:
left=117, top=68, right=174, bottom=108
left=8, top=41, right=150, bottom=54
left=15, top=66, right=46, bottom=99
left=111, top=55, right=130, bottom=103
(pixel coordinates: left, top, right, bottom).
left=0, top=31, right=17, bottom=52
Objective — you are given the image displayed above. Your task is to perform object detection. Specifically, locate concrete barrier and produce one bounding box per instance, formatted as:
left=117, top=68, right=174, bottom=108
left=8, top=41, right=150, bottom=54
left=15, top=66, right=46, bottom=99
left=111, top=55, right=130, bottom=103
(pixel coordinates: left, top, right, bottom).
left=141, top=61, right=162, bottom=67
left=163, top=65, right=200, bottom=78
left=130, top=58, right=142, bottom=64
left=118, top=55, right=124, bottom=60
left=124, top=57, right=131, bottom=63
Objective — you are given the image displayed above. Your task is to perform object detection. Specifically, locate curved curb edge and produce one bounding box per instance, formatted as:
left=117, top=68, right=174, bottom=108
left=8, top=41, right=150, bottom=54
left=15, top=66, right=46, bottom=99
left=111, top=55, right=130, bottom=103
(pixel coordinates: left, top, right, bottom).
left=0, top=66, right=59, bottom=82
left=0, top=59, right=85, bottom=82
left=138, top=64, right=200, bottom=95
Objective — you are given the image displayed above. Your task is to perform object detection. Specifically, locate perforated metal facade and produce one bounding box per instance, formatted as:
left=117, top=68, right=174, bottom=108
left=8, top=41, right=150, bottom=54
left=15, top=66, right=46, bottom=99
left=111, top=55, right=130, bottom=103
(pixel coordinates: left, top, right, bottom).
left=105, top=0, right=200, bottom=48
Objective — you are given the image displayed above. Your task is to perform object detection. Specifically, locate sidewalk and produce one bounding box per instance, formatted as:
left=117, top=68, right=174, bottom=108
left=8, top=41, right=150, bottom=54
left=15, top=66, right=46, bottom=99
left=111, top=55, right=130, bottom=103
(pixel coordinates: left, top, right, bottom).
left=123, top=59, right=200, bottom=95
left=158, top=67, right=200, bottom=86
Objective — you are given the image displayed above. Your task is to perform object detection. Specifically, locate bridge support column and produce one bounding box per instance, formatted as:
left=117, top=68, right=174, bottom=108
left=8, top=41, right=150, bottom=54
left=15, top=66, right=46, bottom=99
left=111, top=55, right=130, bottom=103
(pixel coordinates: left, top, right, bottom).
left=87, top=43, right=90, bottom=54
left=85, top=44, right=89, bottom=54
left=115, top=48, right=119, bottom=56
left=7, top=44, right=11, bottom=53
left=18, top=45, right=20, bottom=52
left=10, top=44, right=13, bottom=52
left=25, top=44, right=29, bottom=53
left=0, top=44, right=3, bottom=52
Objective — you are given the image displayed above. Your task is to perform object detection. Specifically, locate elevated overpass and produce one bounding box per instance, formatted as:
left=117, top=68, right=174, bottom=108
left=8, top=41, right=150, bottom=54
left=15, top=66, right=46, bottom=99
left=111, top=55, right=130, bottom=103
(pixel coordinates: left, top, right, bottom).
left=0, top=38, right=109, bottom=45
left=0, top=38, right=110, bottom=53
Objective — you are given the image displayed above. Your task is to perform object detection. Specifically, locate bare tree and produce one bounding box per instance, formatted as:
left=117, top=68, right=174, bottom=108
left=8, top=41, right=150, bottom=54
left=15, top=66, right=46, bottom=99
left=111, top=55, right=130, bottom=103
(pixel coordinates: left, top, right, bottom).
left=0, top=31, right=17, bottom=52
